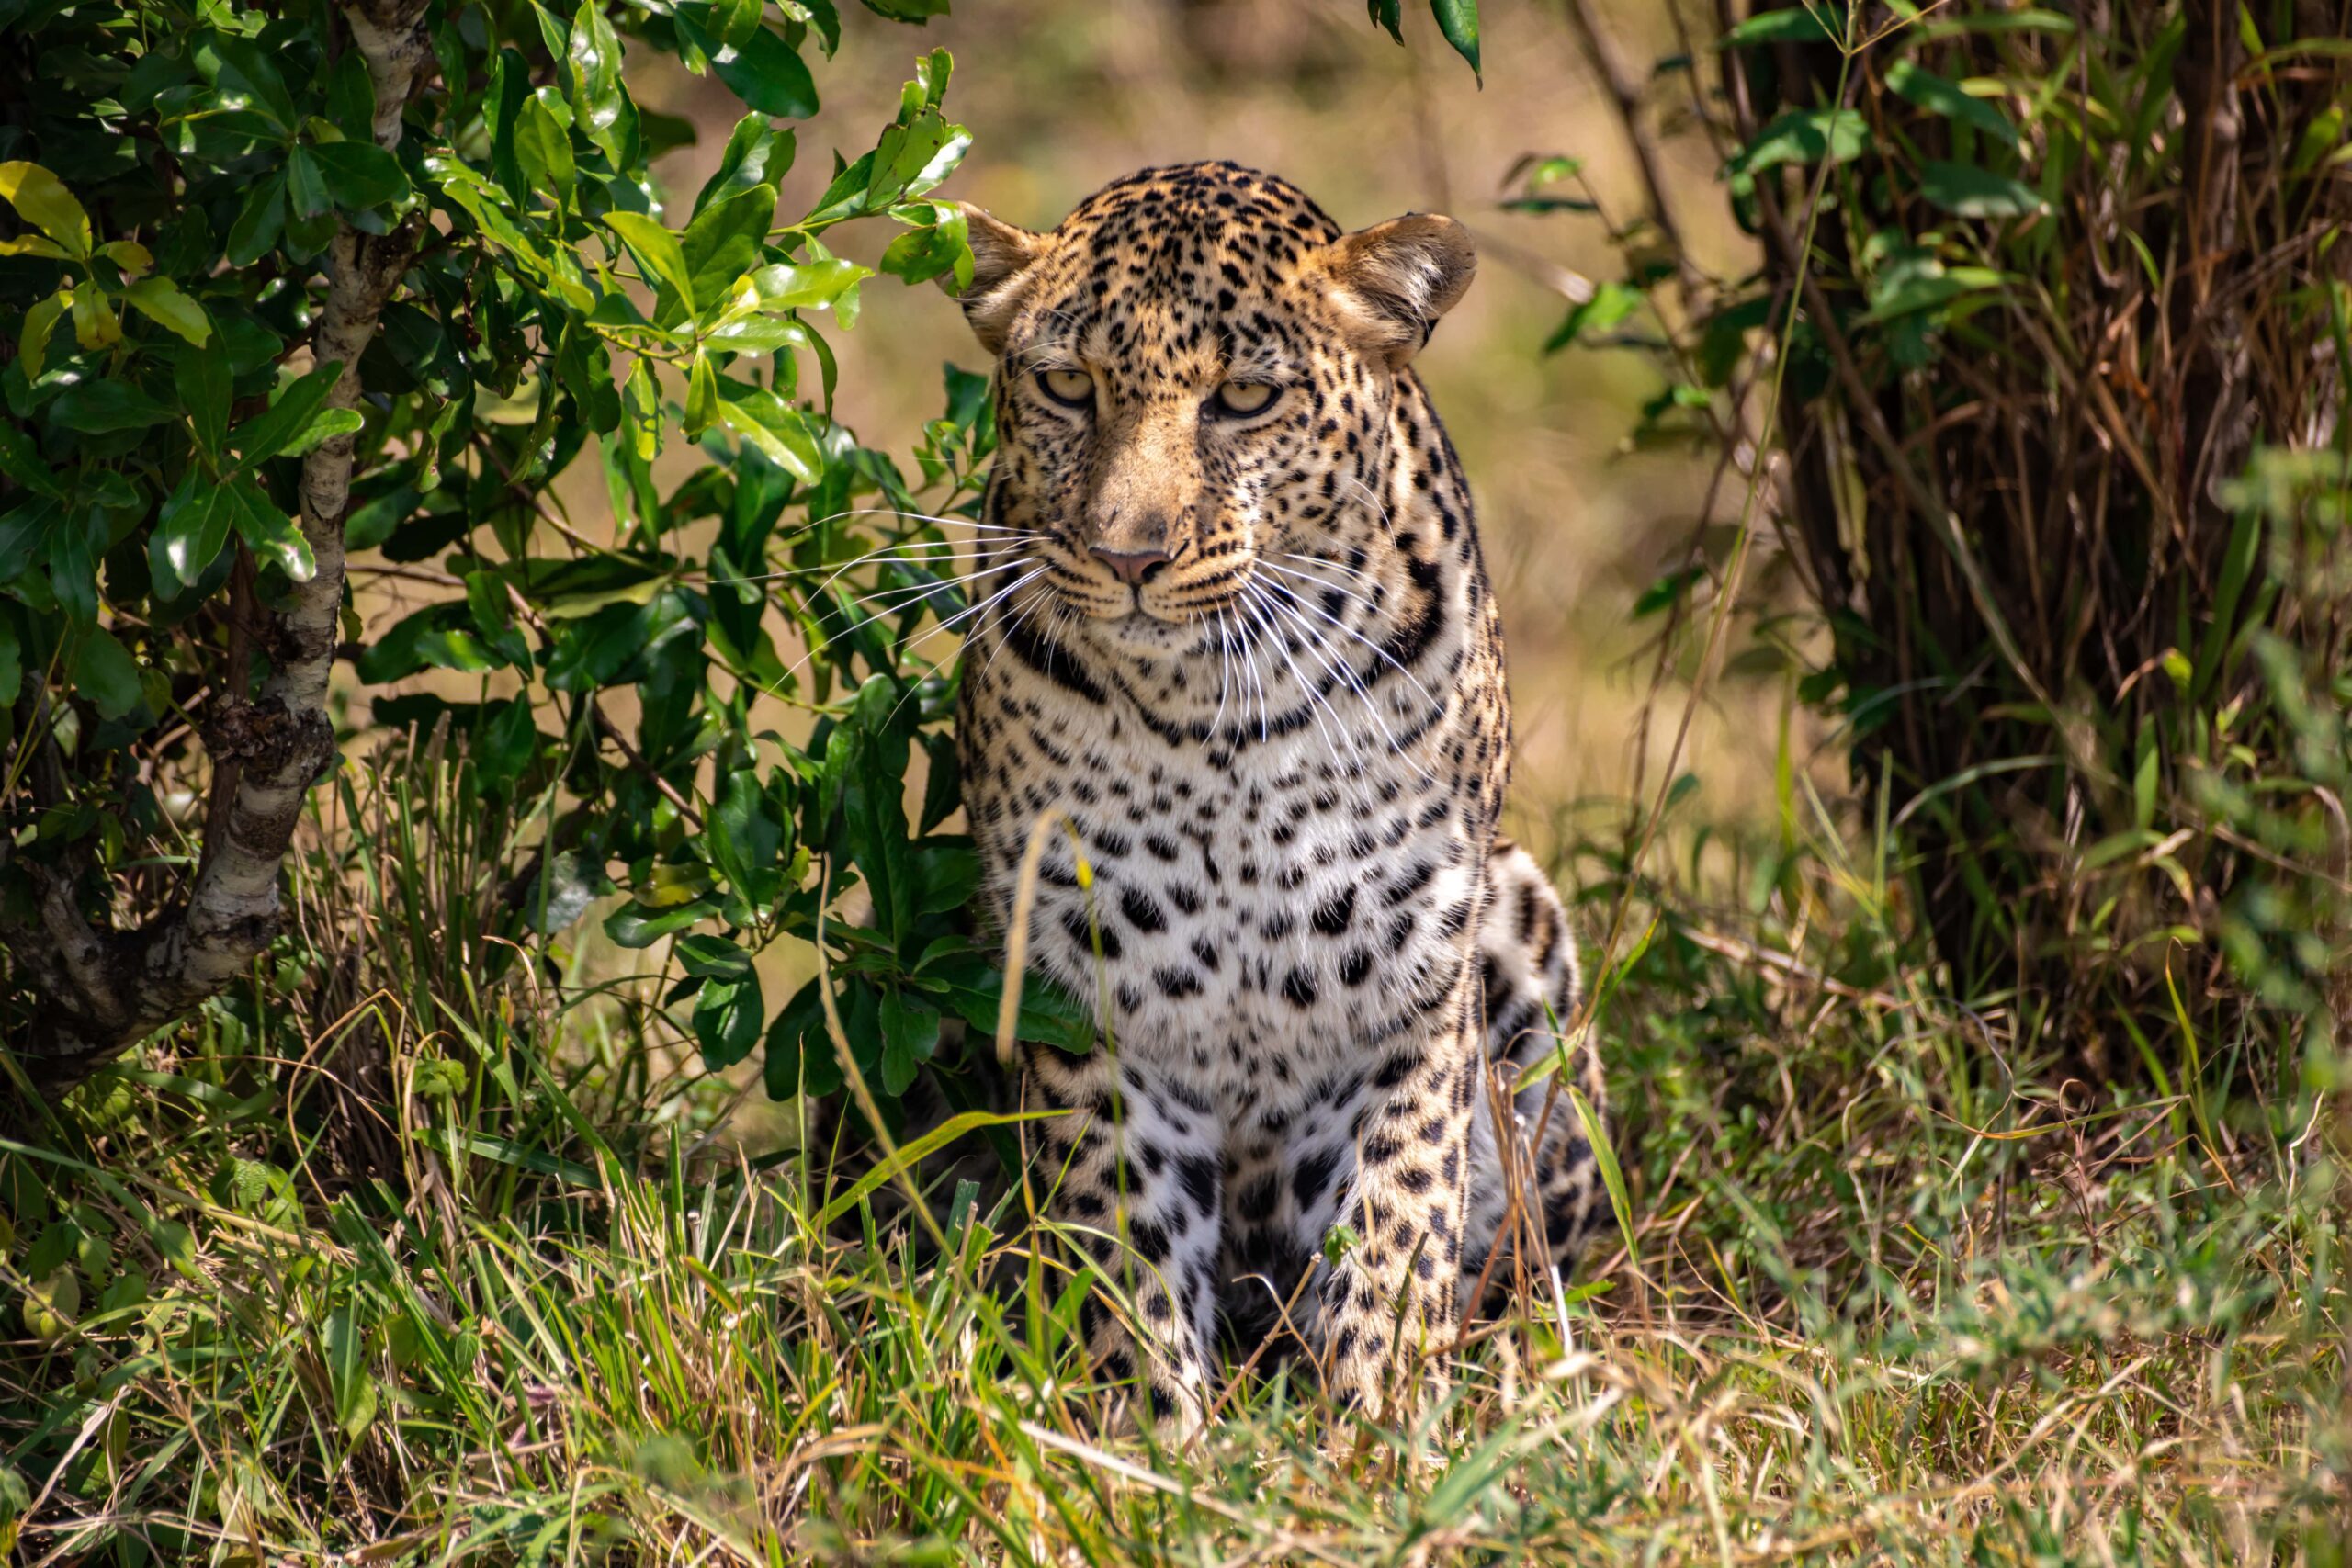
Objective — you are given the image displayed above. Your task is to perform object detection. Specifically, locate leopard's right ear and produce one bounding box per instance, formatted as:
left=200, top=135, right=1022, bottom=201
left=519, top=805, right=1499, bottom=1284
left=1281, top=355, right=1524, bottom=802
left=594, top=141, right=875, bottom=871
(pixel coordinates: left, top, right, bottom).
left=955, top=203, right=1047, bottom=356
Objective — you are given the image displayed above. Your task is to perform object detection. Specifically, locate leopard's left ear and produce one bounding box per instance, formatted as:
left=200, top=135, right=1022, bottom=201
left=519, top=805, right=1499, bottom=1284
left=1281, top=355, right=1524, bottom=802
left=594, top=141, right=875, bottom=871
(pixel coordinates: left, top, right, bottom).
left=955, top=202, right=1049, bottom=356
left=1320, top=213, right=1476, bottom=367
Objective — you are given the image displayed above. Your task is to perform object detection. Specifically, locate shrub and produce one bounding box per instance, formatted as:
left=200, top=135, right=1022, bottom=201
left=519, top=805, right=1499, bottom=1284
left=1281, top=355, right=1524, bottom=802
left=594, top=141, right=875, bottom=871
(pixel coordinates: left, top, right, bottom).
left=0, top=0, right=1042, bottom=1115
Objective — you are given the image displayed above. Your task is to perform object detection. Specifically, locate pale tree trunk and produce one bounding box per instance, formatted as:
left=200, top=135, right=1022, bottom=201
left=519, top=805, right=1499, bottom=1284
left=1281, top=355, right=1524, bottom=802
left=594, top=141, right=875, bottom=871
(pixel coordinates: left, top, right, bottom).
left=1, top=0, right=435, bottom=1094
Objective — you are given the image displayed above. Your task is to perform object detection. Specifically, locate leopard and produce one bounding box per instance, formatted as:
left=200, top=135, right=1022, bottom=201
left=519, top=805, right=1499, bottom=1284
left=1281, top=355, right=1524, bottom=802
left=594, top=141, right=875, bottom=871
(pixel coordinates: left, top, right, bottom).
left=946, top=160, right=1610, bottom=1434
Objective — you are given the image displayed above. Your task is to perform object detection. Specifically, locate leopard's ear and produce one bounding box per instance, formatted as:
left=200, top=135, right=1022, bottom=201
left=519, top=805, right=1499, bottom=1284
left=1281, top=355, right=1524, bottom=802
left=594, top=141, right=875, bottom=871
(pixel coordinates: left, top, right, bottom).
left=1320, top=213, right=1476, bottom=367
left=955, top=202, right=1048, bottom=356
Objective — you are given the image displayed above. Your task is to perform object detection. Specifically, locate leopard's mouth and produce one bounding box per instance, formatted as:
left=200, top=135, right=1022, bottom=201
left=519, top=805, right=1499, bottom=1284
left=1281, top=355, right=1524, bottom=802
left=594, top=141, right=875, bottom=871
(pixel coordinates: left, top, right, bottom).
left=1091, top=604, right=1193, bottom=651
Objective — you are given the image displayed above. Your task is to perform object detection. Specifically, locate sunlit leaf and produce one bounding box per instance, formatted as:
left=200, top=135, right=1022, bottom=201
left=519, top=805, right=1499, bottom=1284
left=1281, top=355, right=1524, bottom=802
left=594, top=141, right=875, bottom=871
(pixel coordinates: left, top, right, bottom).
left=1917, top=159, right=2048, bottom=218
left=1429, top=0, right=1480, bottom=79
left=0, top=162, right=90, bottom=259
left=121, top=277, right=212, bottom=345
left=149, top=478, right=232, bottom=597
left=227, top=480, right=316, bottom=581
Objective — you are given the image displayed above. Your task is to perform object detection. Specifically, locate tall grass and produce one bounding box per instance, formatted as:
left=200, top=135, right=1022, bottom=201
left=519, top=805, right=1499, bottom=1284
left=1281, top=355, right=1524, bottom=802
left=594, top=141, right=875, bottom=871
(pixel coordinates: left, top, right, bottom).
left=0, top=731, right=2338, bottom=1563
left=1705, top=1, right=2352, bottom=1068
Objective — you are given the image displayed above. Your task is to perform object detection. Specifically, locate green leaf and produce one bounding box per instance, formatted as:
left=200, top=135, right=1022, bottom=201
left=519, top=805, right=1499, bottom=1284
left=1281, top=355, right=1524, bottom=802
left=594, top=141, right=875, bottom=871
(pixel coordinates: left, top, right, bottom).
left=540, top=592, right=697, bottom=692
left=0, top=419, right=57, bottom=499
left=149, top=477, right=232, bottom=597
left=48, top=378, right=175, bottom=434
left=674, top=933, right=752, bottom=981
left=17, top=289, right=66, bottom=380
left=877, top=987, right=939, bottom=1095
left=228, top=360, right=344, bottom=471
left=876, top=206, right=970, bottom=289
left=1728, top=108, right=1866, bottom=176
left=95, top=239, right=153, bottom=277
left=38, top=502, right=94, bottom=626
left=463, top=570, right=534, bottom=668
left=207, top=35, right=300, bottom=134
left=695, top=117, right=796, bottom=218
left=1632, top=564, right=1706, bottom=619
left=1859, top=263, right=2006, bottom=324
left=763, top=977, right=833, bottom=1098
left=0, top=618, right=18, bottom=707
left=0, top=162, right=90, bottom=260
left=716, top=387, right=823, bottom=481
left=1885, top=59, right=2018, bottom=146
left=567, top=0, right=634, bottom=163
left=175, top=336, right=231, bottom=455
left=324, top=47, right=378, bottom=141
left=358, top=603, right=496, bottom=682
left=676, top=6, right=820, bottom=119
left=514, top=92, right=575, bottom=206
left=705, top=0, right=764, bottom=49
left=1542, top=280, right=1644, bottom=353
left=1366, top=0, right=1404, bottom=44
left=308, top=140, right=411, bottom=210
left=1718, top=4, right=1842, bottom=46
left=224, top=174, right=287, bottom=267
left=747, top=257, right=871, bottom=310
left=1429, top=0, right=1480, bottom=78
left=476, top=698, right=543, bottom=788
left=693, top=973, right=764, bottom=1070
left=684, top=351, right=717, bottom=439
left=142, top=1218, right=197, bottom=1282
left=605, top=210, right=696, bottom=312
left=69, top=283, right=119, bottom=351
left=705, top=313, right=809, bottom=356
left=72, top=628, right=143, bottom=719
left=683, top=184, right=778, bottom=317
left=278, top=406, right=365, bottom=458
left=605, top=897, right=719, bottom=949
left=623, top=355, right=662, bottom=461
left=1917, top=159, right=2048, bottom=218
left=1918, top=6, right=2074, bottom=38
left=914, top=839, right=980, bottom=915
left=288, top=145, right=333, bottom=220
left=708, top=767, right=786, bottom=903
left=120, top=277, right=211, bottom=346
left=227, top=480, right=316, bottom=581
left=842, top=730, right=914, bottom=945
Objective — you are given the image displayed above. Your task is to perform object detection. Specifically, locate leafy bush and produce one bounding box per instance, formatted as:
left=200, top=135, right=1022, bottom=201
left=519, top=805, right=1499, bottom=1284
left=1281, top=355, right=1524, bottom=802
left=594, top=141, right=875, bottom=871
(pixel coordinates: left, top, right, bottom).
left=0, top=0, right=1068, bottom=1114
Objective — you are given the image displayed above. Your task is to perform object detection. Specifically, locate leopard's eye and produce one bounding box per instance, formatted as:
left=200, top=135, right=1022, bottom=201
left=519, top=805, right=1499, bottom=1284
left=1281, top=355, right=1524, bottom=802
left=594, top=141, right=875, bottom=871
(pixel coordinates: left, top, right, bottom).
left=1211, top=379, right=1280, bottom=418
left=1038, top=367, right=1095, bottom=409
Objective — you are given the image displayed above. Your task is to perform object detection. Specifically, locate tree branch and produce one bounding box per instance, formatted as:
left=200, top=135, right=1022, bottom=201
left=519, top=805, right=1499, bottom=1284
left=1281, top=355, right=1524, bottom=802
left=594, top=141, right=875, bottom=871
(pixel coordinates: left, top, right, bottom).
left=5, top=0, right=435, bottom=1094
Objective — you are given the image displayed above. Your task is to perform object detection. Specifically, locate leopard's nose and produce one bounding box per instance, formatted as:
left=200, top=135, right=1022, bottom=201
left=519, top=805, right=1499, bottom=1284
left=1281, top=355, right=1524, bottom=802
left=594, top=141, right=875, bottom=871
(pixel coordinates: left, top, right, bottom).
left=1091, top=546, right=1172, bottom=585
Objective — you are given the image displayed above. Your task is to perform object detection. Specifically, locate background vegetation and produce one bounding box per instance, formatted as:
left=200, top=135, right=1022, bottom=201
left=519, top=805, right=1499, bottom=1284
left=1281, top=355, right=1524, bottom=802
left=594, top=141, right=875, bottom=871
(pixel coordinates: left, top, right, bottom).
left=0, top=0, right=2346, bottom=1562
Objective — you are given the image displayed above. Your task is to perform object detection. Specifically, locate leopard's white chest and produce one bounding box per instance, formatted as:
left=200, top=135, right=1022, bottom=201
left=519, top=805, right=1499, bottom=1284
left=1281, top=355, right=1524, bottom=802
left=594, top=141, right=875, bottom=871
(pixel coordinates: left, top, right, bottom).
left=973, top=682, right=1481, bottom=1103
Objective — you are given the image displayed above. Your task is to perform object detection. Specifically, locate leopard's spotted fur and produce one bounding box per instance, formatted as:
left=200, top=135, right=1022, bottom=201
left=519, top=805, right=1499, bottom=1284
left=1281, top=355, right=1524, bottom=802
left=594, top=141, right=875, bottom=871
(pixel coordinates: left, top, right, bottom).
left=952, top=161, right=1610, bottom=1430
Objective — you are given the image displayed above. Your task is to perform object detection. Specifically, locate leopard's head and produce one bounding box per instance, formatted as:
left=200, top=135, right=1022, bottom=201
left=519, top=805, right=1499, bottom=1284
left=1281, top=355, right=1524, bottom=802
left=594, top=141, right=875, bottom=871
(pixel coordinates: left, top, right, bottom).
left=956, top=161, right=1474, bottom=663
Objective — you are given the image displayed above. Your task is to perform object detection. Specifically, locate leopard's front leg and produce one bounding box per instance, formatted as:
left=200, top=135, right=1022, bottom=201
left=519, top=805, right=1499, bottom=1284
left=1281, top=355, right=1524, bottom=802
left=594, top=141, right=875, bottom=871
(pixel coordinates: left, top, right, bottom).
left=1315, top=958, right=1482, bottom=1421
left=1025, top=1043, right=1221, bottom=1440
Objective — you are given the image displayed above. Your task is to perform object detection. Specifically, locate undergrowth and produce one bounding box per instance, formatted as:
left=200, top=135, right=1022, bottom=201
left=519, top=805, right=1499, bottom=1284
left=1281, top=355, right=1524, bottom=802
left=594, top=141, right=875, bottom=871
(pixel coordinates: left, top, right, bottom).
left=0, top=737, right=2341, bottom=1565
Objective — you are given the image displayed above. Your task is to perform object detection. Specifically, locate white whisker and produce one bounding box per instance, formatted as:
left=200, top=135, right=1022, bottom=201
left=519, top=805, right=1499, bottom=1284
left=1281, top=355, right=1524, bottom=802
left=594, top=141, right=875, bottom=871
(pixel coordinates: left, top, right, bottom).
left=1257, top=562, right=1444, bottom=716
left=1255, top=582, right=1419, bottom=787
